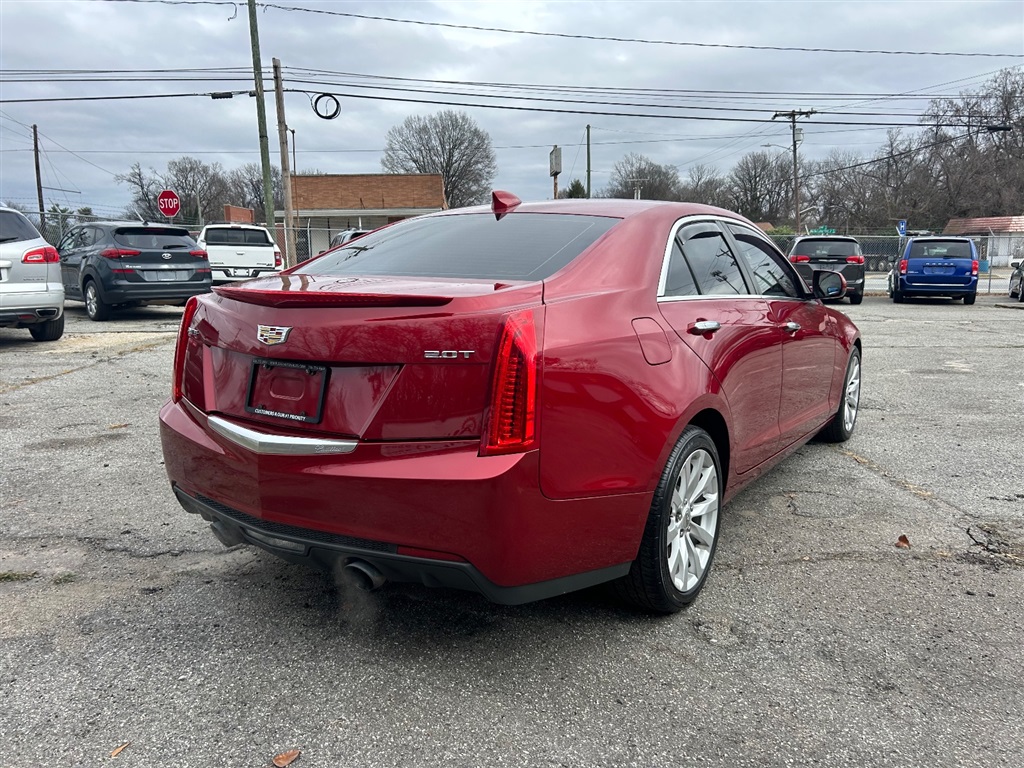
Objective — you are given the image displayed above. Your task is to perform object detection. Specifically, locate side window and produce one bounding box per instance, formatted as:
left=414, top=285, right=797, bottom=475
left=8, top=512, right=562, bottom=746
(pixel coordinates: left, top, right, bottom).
left=663, top=237, right=699, bottom=296
left=79, top=227, right=99, bottom=248
left=58, top=228, right=80, bottom=252
left=727, top=225, right=801, bottom=298
left=679, top=224, right=748, bottom=296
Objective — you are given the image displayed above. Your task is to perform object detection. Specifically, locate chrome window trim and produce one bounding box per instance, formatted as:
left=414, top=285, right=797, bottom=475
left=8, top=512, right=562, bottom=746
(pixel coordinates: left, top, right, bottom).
left=206, top=414, right=357, bottom=456
left=657, top=293, right=767, bottom=304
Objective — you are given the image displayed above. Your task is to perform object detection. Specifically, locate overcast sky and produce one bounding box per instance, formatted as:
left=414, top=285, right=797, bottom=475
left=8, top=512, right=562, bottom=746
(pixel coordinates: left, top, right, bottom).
left=1, top=0, right=1022, bottom=218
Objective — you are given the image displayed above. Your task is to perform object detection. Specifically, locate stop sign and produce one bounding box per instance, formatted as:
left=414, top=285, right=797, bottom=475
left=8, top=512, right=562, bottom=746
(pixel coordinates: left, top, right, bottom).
left=157, top=189, right=180, bottom=218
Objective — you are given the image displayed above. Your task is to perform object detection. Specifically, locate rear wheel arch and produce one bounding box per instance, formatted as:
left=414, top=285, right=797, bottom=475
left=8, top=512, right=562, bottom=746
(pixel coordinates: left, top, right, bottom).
left=688, top=408, right=730, bottom=492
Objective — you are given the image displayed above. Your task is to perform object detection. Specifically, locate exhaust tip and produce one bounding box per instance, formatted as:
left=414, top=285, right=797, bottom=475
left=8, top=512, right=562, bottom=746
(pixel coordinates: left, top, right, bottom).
left=344, top=559, right=386, bottom=591
left=209, top=520, right=245, bottom=548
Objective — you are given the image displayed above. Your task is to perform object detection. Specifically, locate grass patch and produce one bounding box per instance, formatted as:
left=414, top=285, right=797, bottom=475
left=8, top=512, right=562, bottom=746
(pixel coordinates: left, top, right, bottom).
left=52, top=573, right=78, bottom=585
left=0, top=571, right=38, bottom=582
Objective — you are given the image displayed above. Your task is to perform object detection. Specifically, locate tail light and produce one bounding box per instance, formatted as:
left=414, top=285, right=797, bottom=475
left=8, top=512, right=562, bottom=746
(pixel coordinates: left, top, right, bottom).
left=789, top=254, right=810, bottom=263
left=172, top=296, right=200, bottom=403
left=190, top=249, right=208, bottom=259
left=481, top=310, right=538, bottom=456
left=971, top=260, right=979, bottom=276
left=899, top=259, right=908, bottom=275
left=100, top=247, right=141, bottom=258
left=845, top=255, right=865, bottom=264
left=274, top=250, right=282, bottom=268
left=22, top=245, right=59, bottom=263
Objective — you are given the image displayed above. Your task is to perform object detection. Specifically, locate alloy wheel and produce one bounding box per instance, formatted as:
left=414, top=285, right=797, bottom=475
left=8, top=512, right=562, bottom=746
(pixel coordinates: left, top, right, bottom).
left=843, top=355, right=861, bottom=432
left=665, top=448, right=719, bottom=593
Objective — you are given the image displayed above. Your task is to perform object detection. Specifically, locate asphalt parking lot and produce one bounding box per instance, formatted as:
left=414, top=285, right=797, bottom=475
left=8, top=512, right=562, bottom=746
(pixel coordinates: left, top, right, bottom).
left=2, top=292, right=1023, bottom=767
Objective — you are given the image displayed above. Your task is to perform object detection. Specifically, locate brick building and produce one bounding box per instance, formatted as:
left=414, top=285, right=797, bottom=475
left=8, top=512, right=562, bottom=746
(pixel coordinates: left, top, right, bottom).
left=284, top=173, right=447, bottom=257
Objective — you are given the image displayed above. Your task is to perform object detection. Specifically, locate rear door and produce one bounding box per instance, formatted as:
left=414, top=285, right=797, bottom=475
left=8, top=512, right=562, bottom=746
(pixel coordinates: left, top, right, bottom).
left=58, top=226, right=89, bottom=298
left=201, top=226, right=276, bottom=276
left=903, top=239, right=976, bottom=289
left=728, top=225, right=837, bottom=445
left=656, top=220, right=784, bottom=473
left=113, top=226, right=205, bottom=285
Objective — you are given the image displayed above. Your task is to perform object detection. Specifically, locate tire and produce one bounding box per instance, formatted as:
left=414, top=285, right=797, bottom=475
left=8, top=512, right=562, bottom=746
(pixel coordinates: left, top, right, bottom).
left=84, top=280, right=110, bottom=321
left=818, top=348, right=861, bottom=443
left=1019, top=285, right=1024, bottom=303
left=615, top=426, right=722, bottom=613
left=849, top=291, right=863, bottom=305
left=28, top=313, right=64, bottom=341
left=963, top=293, right=976, bottom=305
left=892, top=290, right=904, bottom=304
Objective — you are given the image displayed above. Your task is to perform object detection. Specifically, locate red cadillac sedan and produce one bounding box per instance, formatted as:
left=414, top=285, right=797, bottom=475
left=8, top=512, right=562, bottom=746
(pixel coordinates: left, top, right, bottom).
left=159, top=193, right=861, bottom=613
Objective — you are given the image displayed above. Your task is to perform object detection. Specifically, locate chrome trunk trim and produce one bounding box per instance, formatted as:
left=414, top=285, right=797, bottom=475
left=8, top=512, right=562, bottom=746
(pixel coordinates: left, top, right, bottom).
left=207, top=414, right=357, bottom=455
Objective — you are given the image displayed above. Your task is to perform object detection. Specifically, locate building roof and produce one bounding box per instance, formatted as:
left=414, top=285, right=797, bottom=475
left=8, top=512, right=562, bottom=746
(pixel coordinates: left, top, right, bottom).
left=943, top=216, right=1024, bottom=235
left=290, top=174, right=447, bottom=215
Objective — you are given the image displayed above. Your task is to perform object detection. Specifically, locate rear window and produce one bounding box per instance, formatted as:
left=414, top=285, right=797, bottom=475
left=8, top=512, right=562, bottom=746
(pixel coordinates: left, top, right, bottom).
left=114, top=227, right=195, bottom=250
left=791, top=238, right=861, bottom=257
left=908, top=240, right=974, bottom=259
left=0, top=210, right=42, bottom=244
left=301, top=213, right=620, bottom=281
left=204, top=228, right=273, bottom=246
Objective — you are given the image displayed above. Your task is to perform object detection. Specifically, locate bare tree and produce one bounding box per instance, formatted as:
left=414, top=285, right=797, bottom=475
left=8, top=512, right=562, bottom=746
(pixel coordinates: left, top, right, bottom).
left=679, top=164, right=730, bottom=208
left=602, top=153, right=681, bottom=200
left=727, top=151, right=792, bottom=223
left=381, top=110, right=497, bottom=208
left=226, top=163, right=283, bottom=213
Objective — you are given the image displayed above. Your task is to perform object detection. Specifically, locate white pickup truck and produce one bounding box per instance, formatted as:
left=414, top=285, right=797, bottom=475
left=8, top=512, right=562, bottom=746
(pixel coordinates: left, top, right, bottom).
left=196, top=224, right=282, bottom=283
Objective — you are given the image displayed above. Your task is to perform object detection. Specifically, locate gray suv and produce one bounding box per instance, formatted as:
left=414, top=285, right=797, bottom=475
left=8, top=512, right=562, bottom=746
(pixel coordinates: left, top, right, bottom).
left=57, top=222, right=212, bottom=321
left=0, top=207, right=65, bottom=341
left=786, top=235, right=865, bottom=305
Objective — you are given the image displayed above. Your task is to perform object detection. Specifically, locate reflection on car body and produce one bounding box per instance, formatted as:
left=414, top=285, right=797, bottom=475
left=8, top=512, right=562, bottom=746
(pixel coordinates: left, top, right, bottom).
left=160, top=192, right=861, bottom=613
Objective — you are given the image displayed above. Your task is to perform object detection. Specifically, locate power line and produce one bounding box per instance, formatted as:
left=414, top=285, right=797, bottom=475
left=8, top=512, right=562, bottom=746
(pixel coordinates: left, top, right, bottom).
left=92, top=0, right=1024, bottom=59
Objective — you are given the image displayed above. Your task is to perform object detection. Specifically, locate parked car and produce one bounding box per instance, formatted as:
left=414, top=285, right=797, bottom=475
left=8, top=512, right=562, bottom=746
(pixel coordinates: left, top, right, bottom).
left=195, top=223, right=282, bottom=284
left=328, top=229, right=371, bottom=249
left=0, top=206, right=64, bottom=341
left=57, top=222, right=212, bottom=321
left=160, top=193, right=861, bottom=613
left=887, top=236, right=979, bottom=304
left=1009, top=259, right=1023, bottom=302
left=786, top=235, right=865, bottom=304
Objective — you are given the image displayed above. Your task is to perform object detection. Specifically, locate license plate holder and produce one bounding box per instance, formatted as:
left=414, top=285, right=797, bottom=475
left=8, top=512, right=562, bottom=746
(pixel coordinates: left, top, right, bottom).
left=245, top=358, right=328, bottom=424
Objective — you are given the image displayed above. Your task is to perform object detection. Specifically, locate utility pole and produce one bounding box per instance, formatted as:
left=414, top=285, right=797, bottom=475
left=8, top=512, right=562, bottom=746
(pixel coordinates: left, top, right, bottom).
left=247, top=0, right=275, bottom=231
left=273, top=58, right=297, bottom=267
left=773, top=109, right=815, bottom=233
left=586, top=124, right=592, bottom=198
left=32, top=125, right=45, bottom=232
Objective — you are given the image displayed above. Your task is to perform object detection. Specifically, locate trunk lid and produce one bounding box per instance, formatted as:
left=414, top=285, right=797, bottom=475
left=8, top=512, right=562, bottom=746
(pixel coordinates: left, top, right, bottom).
left=180, top=275, right=543, bottom=441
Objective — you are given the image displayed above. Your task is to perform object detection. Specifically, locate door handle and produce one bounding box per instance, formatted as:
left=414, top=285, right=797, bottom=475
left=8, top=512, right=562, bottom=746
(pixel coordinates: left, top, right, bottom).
left=783, top=321, right=801, bottom=333
left=688, top=320, right=721, bottom=336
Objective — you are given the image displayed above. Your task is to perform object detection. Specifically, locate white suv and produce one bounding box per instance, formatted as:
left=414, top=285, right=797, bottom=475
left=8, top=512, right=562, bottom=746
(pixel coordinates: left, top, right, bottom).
left=0, top=207, right=65, bottom=341
left=195, top=223, right=282, bottom=283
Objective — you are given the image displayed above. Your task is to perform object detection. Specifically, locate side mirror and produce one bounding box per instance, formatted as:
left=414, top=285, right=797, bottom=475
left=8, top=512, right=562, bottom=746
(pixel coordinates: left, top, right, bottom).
left=1012, top=261, right=1021, bottom=269
left=813, top=270, right=847, bottom=300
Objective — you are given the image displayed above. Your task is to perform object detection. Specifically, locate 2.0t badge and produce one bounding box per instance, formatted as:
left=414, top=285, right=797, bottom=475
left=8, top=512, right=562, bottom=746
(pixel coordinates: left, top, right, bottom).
left=257, top=325, right=292, bottom=345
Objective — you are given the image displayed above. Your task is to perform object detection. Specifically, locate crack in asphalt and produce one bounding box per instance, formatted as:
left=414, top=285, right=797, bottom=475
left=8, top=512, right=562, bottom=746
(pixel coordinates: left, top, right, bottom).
left=0, top=338, right=174, bottom=395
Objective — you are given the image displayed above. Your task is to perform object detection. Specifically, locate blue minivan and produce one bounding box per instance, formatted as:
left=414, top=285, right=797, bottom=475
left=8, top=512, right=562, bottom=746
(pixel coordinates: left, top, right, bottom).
left=888, top=237, right=979, bottom=304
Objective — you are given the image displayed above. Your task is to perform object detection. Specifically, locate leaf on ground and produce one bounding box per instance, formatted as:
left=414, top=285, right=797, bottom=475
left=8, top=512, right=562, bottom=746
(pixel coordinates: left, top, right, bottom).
left=108, top=423, right=131, bottom=430
left=896, top=534, right=911, bottom=549
left=273, top=749, right=301, bottom=767
left=111, top=742, right=130, bottom=758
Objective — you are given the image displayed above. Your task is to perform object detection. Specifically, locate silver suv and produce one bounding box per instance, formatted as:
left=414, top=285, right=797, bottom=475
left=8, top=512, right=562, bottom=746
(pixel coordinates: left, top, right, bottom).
left=0, top=207, right=65, bottom=341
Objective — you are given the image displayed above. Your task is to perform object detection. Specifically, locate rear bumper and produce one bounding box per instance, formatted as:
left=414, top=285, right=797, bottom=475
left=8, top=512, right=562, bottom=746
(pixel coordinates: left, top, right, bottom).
left=0, top=285, right=64, bottom=326
left=211, top=267, right=281, bottom=284
left=172, top=486, right=628, bottom=605
left=100, top=280, right=211, bottom=304
left=897, top=276, right=977, bottom=296
left=159, top=398, right=645, bottom=601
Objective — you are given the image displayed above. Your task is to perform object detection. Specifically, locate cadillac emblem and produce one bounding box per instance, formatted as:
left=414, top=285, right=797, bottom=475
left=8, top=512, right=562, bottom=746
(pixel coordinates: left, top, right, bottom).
left=257, top=325, right=292, bottom=345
